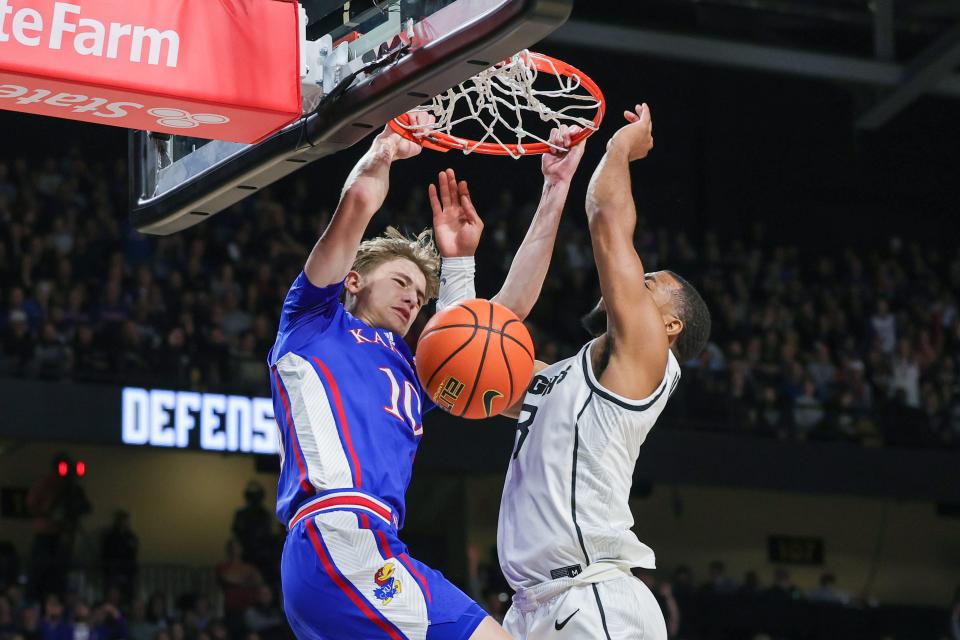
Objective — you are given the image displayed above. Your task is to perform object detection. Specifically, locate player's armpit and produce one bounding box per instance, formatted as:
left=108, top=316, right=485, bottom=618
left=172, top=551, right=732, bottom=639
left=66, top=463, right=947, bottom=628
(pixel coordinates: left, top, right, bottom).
left=500, top=360, right=549, bottom=419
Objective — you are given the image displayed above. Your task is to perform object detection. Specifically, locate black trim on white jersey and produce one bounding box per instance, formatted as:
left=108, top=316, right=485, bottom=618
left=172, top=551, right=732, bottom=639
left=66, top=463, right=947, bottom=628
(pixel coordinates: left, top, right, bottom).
left=580, top=343, right=672, bottom=411
left=668, top=372, right=681, bottom=398
left=592, top=584, right=613, bottom=640
left=571, top=393, right=594, bottom=566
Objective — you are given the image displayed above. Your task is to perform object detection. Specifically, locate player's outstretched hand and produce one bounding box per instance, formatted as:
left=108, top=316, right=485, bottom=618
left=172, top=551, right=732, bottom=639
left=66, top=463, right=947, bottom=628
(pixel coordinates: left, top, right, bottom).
left=375, top=110, right=435, bottom=161
left=608, top=103, right=654, bottom=162
left=430, top=168, right=484, bottom=258
left=541, top=124, right=586, bottom=184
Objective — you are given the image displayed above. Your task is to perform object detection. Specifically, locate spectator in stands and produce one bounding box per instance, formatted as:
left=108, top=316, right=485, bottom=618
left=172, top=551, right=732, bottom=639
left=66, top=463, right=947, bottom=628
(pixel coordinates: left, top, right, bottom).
left=101, top=511, right=138, bottom=602
left=153, top=328, right=192, bottom=387
left=179, top=594, right=211, bottom=637
left=4, top=587, right=24, bottom=615
left=756, top=386, right=786, bottom=438
left=16, top=603, right=41, bottom=640
left=231, top=483, right=276, bottom=584
left=845, top=360, right=874, bottom=416
left=206, top=619, right=229, bottom=640
left=793, top=379, right=825, bottom=438
left=763, top=568, right=800, bottom=604
left=739, top=570, right=762, bottom=604
left=891, top=338, right=921, bottom=408
left=242, top=586, right=284, bottom=640
left=39, top=595, right=70, bottom=640
left=214, top=541, right=261, bottom=632
left=221, top=293, right=252, bottom=339
left=72, top=325, right=109, bottom=382
left=807, top=342, right=836, bottom=394
left=870, top=299, right=896, bottom=354
left=700, top=560, right=737, bottom=595
left=669, top=565, right=696, bottom=639
left=807, top=572, right=850, bottom=605
left=0, top=594, right=14, bottom=639
left=27, top=455, right=91, bottom=598
left=145, top=593, right=168, bottom=634
left=168, top=621, right=186, bottom=640
left=1, top=310, right=33, bottom=375
left=68, top=602, right=91, bottom=640
left=31, top=323, right=71, bottom=380
left=127, top=599, right=159, bottom=640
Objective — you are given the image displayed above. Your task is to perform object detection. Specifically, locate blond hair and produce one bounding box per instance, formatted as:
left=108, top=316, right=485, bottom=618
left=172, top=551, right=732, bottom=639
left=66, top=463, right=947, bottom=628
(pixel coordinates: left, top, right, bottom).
left=352, top=227, right=441, bottom=300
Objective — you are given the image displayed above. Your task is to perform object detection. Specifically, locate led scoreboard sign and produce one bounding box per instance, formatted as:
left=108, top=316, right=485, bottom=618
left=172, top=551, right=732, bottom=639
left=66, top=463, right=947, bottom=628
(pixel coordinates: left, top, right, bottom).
left=121, top=387, right=278, bottom=455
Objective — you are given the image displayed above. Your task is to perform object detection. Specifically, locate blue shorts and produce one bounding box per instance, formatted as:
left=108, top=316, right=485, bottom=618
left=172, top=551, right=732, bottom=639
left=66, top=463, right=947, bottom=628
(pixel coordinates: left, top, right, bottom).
left=282, top=507, right=487, bottom=640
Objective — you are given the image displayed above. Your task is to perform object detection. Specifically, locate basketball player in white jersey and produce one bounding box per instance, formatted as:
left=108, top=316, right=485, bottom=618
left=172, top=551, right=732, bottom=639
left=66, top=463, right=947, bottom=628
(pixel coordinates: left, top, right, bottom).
left=496, top=104, right=711, bottom=639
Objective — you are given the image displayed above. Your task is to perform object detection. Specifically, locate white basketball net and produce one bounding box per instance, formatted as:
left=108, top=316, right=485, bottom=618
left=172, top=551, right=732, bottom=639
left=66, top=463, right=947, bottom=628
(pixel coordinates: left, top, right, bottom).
left=395, top=50, right=602, bottom=159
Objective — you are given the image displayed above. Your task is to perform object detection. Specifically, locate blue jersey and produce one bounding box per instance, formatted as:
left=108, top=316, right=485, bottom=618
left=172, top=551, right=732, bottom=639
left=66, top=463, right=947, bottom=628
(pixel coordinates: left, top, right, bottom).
left=267, top=271, right=435, bottom=529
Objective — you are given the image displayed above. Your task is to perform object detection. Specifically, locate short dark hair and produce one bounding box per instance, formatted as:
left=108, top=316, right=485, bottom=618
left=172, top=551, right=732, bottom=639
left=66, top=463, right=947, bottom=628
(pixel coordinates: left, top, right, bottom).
left=664, top=270, right=711, bottom=362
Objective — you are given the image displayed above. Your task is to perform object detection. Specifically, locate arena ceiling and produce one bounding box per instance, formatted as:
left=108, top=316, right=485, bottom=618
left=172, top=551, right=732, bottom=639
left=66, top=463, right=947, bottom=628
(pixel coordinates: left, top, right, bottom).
left=555, top=0, right=960, bottom=128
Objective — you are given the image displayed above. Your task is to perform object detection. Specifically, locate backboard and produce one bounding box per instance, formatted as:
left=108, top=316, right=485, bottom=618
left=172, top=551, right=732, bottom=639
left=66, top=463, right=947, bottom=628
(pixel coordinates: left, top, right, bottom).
left=129, top=0, right=573, bottom=235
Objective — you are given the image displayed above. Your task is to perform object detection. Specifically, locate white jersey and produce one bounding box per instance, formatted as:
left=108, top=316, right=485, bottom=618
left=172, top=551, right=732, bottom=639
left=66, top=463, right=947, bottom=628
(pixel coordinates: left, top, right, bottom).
left=497, top=339, right=681, bottom=590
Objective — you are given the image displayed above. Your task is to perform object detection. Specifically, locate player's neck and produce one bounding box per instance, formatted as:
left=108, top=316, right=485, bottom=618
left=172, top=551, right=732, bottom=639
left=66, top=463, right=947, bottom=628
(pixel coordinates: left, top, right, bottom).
left=355, top=311, right=383, bottom=331
left=345, top=298, right=371, bottom=326
left=350, top=307, right=394, bottom=335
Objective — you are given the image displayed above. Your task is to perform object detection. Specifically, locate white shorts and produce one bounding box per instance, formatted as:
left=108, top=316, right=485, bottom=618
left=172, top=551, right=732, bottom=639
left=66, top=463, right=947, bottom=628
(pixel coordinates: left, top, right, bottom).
left=503, top=574, right=667, bottom=640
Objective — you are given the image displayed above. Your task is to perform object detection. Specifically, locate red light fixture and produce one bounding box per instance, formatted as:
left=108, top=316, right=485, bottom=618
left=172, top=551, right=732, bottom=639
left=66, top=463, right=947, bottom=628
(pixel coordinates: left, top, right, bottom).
left=75, top=461, right=86, bottom=477
left=57, top=461, right=68, bottom=477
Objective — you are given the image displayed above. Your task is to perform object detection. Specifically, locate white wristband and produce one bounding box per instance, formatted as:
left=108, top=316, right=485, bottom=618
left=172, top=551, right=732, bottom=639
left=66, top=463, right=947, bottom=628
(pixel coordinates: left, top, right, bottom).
left=436, top=256, right=476, bottom=312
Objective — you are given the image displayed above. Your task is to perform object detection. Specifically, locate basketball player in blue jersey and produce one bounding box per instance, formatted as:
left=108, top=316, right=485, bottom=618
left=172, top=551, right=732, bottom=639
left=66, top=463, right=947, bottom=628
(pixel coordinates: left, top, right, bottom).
left=267, top=112, right=586, bottom=640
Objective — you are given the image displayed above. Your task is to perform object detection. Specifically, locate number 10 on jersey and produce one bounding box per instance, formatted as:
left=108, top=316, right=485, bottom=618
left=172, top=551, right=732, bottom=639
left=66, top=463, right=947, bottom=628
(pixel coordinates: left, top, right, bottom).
left=379, top=367, right=423, bottom=436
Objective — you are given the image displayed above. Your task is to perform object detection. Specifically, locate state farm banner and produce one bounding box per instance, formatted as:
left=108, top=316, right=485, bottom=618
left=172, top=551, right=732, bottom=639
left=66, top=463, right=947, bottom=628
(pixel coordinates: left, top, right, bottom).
left=0, top=0, right=301, bottom=143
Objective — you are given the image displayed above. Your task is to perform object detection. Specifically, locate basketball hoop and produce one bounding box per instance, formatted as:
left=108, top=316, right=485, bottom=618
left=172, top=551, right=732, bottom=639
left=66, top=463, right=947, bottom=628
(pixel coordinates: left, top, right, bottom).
left=389, top=50, right=605, bottom=158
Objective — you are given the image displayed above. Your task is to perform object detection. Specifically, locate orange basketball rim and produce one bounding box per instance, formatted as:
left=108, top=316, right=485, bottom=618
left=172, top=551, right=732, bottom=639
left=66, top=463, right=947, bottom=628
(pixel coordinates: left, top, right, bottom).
left=390, top=50, right=605, bottom=157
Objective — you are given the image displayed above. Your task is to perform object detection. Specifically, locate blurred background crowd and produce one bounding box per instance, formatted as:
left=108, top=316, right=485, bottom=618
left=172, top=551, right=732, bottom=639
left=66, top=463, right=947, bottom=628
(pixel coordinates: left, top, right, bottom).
left=3, top=468, right=957, bottom=640
left=2, top=151, right=958, bottom=450
left=6, top=0, right=960, bottom=634
left=1, top=144, right=958, bottom=639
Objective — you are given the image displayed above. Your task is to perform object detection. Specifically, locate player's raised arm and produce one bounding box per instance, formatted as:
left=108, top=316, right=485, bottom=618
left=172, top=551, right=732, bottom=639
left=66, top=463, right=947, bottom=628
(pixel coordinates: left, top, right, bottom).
left=303, top=112, right=432, bottom=288
left=493, top=126, right=585, bottom=420
left=584, top=104, right=674, bottom=398
left=428, top=168, right=484, bottom=311
left=491, top=125, right=586, bottom=321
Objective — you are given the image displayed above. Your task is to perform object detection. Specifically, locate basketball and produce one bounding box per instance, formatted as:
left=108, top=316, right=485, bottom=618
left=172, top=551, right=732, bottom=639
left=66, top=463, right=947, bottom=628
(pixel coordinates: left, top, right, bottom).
left=415, top=299, right=535, bottom=419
